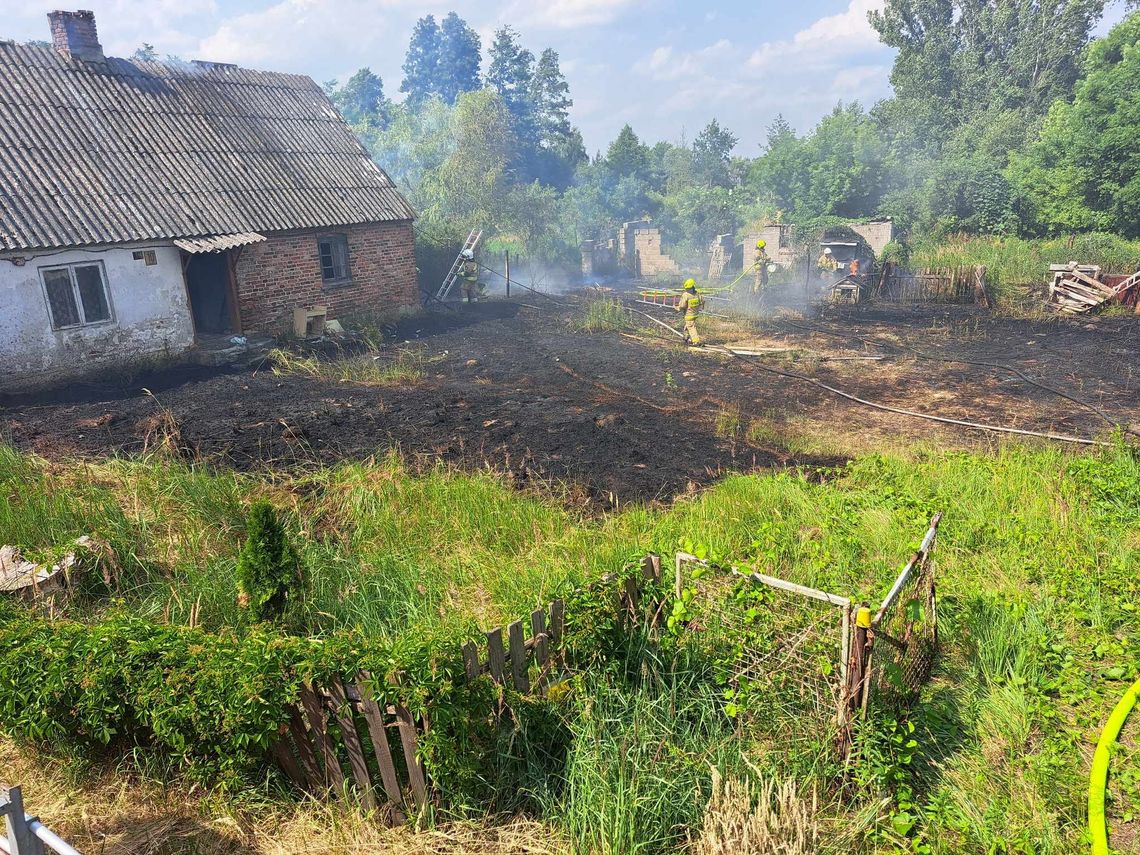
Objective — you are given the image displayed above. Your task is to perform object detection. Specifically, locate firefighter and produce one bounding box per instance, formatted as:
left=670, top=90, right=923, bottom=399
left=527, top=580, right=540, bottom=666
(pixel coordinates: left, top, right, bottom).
left=753, top=240, right=770, bottom=294
left=817, top=247, right=838, bottom=279
left=675, top=278, right=703, bottom=346
left=459, top=249, right=482, bottom=302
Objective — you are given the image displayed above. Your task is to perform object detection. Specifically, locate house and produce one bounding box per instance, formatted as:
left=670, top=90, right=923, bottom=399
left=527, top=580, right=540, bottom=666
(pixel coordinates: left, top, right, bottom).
left=0, top=10, right=418, bottom=390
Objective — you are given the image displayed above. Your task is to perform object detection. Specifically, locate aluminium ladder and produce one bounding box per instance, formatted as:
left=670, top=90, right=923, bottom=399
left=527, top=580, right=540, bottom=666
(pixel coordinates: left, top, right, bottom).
left=435, top=229, right=483, bottom=301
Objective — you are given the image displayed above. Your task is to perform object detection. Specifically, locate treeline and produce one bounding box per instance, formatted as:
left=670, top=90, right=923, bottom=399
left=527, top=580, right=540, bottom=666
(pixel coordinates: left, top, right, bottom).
left=323, top=2, right=1140, bottom=266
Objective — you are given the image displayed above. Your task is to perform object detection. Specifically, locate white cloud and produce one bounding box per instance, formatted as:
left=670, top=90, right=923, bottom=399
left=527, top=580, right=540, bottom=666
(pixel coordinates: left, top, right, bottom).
left=196, top=0, right=397, bottom=71
left=633, top=39, right=733, bottom=83
left=748, top=0, right=885, bottom=73
left=503, top=0, right=641, bottom=30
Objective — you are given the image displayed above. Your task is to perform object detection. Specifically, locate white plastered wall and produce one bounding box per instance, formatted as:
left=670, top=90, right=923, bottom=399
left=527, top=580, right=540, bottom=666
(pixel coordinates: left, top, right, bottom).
left=0, top=243, right=195, bottom=390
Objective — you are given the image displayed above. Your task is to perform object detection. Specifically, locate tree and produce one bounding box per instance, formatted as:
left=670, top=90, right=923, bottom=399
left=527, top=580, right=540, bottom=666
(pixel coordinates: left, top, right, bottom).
left=236, top=502, right=300, bottom=624
left=401, top=15, right=442, bottom=109
left=329, top=67, right=388, bottom=126
left=691, top=119, right=738, bottom=188
left=132, top=43, right=157, bottom=62
left=438, top=12, right=481, bottom=105
left=606, top=125, right=650, bottom=182
left=424, top=89, right=515, bottom=229
left=529, top=48, right=584, bottom=188
left=870, top=0, right=1107, bottom=147
left=487, top=26, right=540, bottom=177
left=1008, top=10, right=1140, bottom=235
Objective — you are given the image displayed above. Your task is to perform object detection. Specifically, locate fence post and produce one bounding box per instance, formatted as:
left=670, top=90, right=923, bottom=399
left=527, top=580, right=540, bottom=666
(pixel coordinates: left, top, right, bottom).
left=505, top=250, right=510, bottom=299
left=4, top=788, right=45, bottom=855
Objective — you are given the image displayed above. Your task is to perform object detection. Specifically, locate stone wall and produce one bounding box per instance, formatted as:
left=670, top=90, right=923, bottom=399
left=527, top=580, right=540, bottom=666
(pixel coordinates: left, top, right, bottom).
left=234, top=222, right=419, bottom=333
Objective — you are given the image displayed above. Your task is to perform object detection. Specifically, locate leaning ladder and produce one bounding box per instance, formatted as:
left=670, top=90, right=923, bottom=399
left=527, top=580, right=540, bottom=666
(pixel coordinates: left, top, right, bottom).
left=435, top=229, right=483, bottom=301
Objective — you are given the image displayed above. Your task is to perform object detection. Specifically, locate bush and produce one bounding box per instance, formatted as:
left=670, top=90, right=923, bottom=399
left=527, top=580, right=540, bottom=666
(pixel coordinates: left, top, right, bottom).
left=236, top=501, right=301, bottom=623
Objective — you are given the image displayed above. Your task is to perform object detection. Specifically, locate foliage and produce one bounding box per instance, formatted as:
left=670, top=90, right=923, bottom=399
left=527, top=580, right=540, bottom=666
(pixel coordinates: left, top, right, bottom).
left=236, top=501, right=301, bottom=623
left=326, top=68, right=388, bottom=126
left=400, top=15, right=443, bottom=110
left=1008, top=10, right=1140, bottom=236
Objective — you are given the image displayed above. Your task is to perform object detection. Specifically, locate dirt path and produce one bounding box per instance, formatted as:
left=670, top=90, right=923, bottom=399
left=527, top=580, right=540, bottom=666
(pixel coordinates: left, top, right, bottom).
left=2, top=298, right=1136, bottom=506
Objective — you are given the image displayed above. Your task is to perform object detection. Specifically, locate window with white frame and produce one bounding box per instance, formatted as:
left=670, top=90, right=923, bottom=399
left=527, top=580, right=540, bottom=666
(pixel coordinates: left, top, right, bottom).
left=40, top=262, right=113, bottom=330
left=317, top=234, right=351, bottom=287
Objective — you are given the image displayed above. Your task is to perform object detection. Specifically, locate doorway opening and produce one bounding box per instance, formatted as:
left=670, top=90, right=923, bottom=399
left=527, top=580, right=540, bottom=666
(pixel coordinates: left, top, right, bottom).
left=184, top=252, right=237, bottom=335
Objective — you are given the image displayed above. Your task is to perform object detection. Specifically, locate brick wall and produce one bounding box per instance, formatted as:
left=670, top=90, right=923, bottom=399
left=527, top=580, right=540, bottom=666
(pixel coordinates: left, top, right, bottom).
left=233, top=222, right=418, bottom=333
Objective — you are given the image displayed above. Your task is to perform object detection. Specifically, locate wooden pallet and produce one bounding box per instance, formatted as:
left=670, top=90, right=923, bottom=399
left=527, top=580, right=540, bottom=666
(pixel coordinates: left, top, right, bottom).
left=1049, top=266, right=1140, bottom=314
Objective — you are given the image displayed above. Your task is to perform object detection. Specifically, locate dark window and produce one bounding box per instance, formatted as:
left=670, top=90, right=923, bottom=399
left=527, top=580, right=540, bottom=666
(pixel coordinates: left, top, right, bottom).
left=317, top=234, right=351, bottom=286
left=41, top=262, right=112, bottom=329
left=132, top=249, right=158, bottom=265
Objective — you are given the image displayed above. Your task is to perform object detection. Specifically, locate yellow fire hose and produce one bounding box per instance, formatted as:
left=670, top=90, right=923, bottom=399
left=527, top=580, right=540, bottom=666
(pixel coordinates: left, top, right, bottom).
left=1090, top=677, right=1140, bottom=854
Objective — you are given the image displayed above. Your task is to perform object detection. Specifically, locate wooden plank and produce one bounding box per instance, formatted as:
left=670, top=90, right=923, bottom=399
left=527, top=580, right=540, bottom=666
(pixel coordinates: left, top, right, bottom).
left=300, top=682, right=346, bottom=792
left=394, top=704, right=429, bottom=808
left=640, top=553, right=662, bottom=583
left=486, top=627, right=506, bottom=684
left=271, top=737, right=309, bottom=790
left=287, top=706, right=323, bottom=790
left=531, top=608, right=549, bottom=689
left=623, top=575, right=640, bottom=616
left=549, top=598, right=565, bottom=653
left=329, top=675, right=376, bottom=811
left=508, top=619, right=530, bottom=693
left=462, top=640, right=481, bottom=680
left=357, top=674, right=406, bottom=822
left=1067, top=268, right=1115, bottom=295
left=733, top=569, right=850, bottom=608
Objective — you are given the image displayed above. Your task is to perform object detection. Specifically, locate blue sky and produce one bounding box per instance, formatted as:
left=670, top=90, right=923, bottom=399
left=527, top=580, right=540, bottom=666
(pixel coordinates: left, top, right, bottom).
left=1, top=1, right=1129, bottom=153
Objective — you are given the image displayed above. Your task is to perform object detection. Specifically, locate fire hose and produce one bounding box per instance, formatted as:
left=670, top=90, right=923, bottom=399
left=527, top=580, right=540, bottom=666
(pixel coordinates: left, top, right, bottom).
left=624, top=304, right=1109, bottom=446
left=1090, top=677, right=1140, bottom=855
left=770, top=318, right=1137, bottom=438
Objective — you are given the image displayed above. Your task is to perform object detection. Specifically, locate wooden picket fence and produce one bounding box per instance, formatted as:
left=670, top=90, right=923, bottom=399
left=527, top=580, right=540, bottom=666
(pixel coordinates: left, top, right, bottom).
left=872, top=263, right=989, bottom=306
left=271, top=555, right=666, bottom=821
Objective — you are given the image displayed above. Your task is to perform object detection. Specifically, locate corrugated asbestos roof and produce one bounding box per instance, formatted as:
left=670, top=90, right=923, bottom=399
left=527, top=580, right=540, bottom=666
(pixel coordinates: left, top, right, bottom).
left=174, top=232, right=266, bottom=253
left=0, top=44, right=416, bottom=252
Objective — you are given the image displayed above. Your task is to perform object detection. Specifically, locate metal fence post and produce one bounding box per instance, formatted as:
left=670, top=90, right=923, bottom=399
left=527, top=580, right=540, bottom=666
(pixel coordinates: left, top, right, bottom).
left=5, top=787, right=46, bottom=855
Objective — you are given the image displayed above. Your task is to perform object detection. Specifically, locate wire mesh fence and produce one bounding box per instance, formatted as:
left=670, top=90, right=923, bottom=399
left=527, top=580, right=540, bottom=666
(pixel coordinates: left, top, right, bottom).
left=675, top=513, right=943, bottom=761
left=868, top=514, right=941, bottom=708
left=676, top=556, right=851, bottom=752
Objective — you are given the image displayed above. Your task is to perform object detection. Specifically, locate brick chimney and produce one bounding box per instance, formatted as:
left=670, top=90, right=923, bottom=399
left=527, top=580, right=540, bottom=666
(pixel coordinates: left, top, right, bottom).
left=48, top=10, right=104, bottom=62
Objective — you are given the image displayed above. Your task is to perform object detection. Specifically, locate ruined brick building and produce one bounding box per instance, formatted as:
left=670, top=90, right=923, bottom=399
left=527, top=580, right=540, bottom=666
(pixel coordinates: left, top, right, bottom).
left=0, top=10, right=418, bottom=389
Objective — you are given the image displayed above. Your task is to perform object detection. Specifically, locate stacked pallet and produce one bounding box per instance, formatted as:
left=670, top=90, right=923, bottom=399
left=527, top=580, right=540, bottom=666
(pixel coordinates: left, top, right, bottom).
left=1049, top=263, right=1140, bottom=314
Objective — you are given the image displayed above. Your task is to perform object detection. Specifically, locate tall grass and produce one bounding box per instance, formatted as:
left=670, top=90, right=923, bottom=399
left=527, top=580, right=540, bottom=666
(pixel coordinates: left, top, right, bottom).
left=907, top=232, right=1140, bottom=302
left=578, top=296, right=634, bottom=332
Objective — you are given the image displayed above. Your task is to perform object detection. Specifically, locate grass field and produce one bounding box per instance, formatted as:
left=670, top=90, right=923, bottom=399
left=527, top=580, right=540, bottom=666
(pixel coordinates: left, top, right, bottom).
left=0, top=436, right=1137, bottom=852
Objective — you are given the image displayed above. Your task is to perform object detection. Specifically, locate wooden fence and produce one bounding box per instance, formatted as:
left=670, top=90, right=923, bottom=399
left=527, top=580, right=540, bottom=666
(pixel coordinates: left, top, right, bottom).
left=271, top=555, right=666, bottom=822
left=871, top=263, right=989, bottom=306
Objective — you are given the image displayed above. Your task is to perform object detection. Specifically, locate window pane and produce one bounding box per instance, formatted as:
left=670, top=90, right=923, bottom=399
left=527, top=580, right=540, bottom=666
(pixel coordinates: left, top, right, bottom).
left=334, top=237, right=350, bottom=280
left=75, top=264, right=110, bottom=322
left=318, top=241, right=336, bottom=281
left=43, top=269, right=80, bottom=328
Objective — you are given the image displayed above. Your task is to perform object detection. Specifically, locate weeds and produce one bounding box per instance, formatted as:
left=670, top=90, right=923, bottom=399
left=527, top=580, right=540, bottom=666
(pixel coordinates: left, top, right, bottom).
left=578, top=297, right=633, bottom=332
left=268, top=346, right=426, bottom=386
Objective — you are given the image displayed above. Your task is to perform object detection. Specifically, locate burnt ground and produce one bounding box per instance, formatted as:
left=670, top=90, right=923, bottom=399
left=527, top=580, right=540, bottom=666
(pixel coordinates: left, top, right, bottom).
left=2, top=297, right=1138, bottom=507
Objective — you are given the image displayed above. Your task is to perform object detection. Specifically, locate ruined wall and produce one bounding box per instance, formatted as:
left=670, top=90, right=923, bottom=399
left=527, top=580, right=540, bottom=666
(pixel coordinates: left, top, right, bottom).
left=619, top=221, right=680, bottom=277
left=0, top=243, right=194, bottom=390
left=234, top=222, right=418, bottom=333
left=849, top=220, right=894, bottom=256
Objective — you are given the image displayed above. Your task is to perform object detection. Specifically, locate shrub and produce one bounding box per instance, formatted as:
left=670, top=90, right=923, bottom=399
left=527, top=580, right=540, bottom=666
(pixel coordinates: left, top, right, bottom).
left=236, top=502, right=301, bottom=623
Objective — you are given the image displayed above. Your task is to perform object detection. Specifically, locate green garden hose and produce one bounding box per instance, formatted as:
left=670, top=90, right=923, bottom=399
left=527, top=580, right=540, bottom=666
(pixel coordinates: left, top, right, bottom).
left=1090, top=677, right=1140, bottom=854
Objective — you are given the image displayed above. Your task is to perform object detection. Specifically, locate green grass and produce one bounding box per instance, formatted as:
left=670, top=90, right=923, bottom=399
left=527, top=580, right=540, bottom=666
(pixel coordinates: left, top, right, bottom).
left=1, top=439, right=1137, bottom=851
